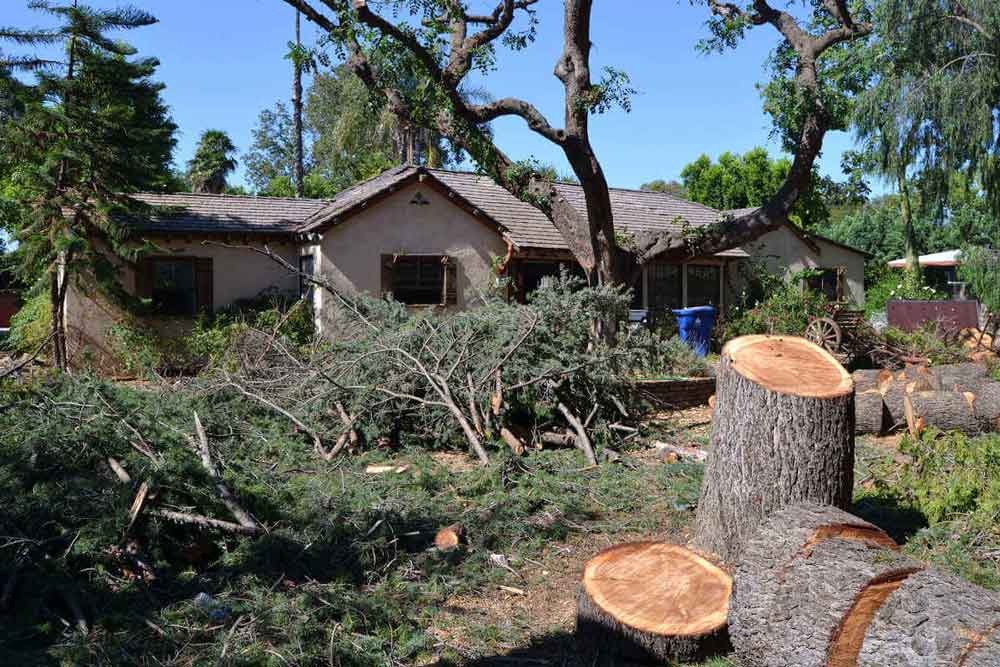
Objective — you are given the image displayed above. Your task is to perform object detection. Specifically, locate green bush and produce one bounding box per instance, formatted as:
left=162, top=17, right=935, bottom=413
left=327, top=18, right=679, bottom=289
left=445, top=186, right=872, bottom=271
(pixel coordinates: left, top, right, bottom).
left=865, top=268, right=947, bottom=316
left=883, top=324, right=970, bottom=365
left=5, top=290, right=50, bottom=355
left=632, top=334, right=711, bottom=379
left=720, top=279, right=829, bottom=340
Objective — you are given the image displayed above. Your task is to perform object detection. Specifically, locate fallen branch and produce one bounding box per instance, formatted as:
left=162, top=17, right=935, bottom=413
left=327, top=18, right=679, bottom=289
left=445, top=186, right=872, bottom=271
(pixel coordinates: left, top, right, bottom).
left=653, top=441, right=708, bottom=463
left=152, top=509, right=260, bottom=535
left=557, top=401, right=598, bottom=466
left=225, top=379, right=329, bottom=459
left=0, top=331, right=54, bottom=380
left=107, top=457, right=131, bottom=484
left=191, top=413, right=262, bottom=534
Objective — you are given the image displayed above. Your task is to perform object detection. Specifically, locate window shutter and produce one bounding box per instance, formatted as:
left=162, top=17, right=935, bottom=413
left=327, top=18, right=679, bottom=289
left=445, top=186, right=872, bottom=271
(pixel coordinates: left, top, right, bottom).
left=195, top=258, right=213, bottom=314
left=444, top=257, right=458, bottom=306
left=380, top=254, right=394, bottom=299
left=134, top=257, right=154, bottom=300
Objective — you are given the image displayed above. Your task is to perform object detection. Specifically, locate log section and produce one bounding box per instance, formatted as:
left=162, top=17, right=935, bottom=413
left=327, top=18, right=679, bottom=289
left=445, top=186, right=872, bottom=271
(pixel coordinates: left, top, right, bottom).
left=856, top=390, right=887, bottom=435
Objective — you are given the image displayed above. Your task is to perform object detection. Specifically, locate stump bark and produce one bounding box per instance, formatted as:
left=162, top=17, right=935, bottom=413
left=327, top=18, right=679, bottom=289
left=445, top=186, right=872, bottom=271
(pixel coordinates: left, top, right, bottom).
left=731, top=504, right=921, bottom=667
left=853, top=369, right=892, bottom=394
left=857, top=568, right=1000, bottom=666
left=855, top=390, right=888, bottom=435
left=693, top=336, right=855, bottom=563
left=576, top=542, right=731, bottom=663
left=903, top=391, right=980, bottom=436
left=880, top=380, right=909, bottom=431
left=969, top=381, right=1000, bottom=432
left=932, top=362, right=988, bottom=390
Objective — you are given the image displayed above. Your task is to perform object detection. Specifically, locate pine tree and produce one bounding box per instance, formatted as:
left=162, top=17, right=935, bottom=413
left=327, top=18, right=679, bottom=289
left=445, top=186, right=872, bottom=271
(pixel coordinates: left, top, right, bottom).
left=0, top=1, right=177, bottom=369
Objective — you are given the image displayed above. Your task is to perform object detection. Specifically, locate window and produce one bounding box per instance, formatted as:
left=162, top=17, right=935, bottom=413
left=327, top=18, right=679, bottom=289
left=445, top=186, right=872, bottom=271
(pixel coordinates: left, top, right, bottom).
left=648, top=262, right=683, bottom=311
left=299, top=254, right=315, bottom=302
left=381, top=255, right=457, bottom=306
left=687, top=265, right=721, bottom=307
left=137, top=256, right=213, bottom=317
left=805, top=268, right=843, bottom=302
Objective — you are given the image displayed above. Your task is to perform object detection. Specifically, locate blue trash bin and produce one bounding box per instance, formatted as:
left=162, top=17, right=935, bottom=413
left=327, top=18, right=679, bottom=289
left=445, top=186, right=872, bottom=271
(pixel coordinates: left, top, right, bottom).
left=672, top=306, right=717, bottom=357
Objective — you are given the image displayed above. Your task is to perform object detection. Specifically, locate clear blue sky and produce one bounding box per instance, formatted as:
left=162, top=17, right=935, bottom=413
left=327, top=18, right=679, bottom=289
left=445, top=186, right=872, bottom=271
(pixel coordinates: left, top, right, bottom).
left=6, top=0, right=860, bottom=191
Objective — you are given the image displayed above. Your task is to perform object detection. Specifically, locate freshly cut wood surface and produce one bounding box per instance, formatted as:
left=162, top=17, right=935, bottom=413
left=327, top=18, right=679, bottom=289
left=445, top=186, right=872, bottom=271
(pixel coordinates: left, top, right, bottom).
left=577, top=542, right=731, bottom=663
left=694, top=337, right=856, bottom=563
left=724, top=335, right=853, bottom=399
left=434, top=523, right=464, bottom=552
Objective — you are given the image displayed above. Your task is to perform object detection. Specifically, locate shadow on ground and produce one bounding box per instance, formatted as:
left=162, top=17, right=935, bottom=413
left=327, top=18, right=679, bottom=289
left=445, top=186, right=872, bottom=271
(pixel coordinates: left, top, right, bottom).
left=852, top=494, right=929, bottom=545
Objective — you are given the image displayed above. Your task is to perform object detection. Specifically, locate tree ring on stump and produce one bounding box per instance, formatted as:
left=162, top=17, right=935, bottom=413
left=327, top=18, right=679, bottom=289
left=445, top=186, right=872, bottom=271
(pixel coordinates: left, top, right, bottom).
left=577, top=542, right=731, bottom=663
left=725, top=335, right=853, bottom=399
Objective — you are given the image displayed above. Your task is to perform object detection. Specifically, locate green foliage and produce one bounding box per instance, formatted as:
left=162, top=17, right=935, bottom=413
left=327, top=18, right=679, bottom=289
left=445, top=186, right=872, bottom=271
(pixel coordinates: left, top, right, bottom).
left=186, top=129, right=238, bottom=194
left=5, top=290, right=49, bottom=354
left=882, top=325, right=970, bottom=365
left=640, top=179, right=688, bottom=199
left=679, top=148, right=831, bottom=229
left=959, top=246, right=1000, bottom=312
left=720, top=274, right=829, bottom=340
left=0, top=372, right=700, bottom=664
left=632, top=334, right=711, bottom=380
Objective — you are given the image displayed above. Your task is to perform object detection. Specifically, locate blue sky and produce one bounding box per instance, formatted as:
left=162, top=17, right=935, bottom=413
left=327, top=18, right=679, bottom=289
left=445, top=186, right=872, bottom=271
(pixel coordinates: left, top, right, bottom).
left=5, top=0, right=861, bottom=191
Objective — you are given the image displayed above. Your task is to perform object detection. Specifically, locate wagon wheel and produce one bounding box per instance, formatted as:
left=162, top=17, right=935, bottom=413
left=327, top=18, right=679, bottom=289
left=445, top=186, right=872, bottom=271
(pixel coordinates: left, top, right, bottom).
left=805, top=317, right=842, bottom=352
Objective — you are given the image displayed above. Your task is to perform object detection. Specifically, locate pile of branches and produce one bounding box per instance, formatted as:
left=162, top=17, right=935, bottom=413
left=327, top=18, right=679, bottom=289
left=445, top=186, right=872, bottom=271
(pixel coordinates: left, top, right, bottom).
left=211, top=271, right=657, bottom=466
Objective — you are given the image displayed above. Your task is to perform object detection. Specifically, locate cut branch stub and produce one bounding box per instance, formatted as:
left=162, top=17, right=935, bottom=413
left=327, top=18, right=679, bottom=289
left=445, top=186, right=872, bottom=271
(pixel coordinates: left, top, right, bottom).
left=576, top=542, right=731, bottom=664
left=693, top=336, right=855, bottom=563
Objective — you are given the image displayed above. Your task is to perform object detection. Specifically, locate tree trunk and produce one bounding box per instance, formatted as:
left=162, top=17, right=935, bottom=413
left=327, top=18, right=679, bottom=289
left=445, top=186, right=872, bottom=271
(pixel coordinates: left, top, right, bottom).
left=49, top=269, right=65, bottom=370
left=904, top=391, right=980, bottom=437
left=969, top=381, right=1000, bottom=432
left=576, top=542, right=731, bottom=664
left=899, top=169, right=920, bottom=281
left=731, top=503, right=921, bottom=667
left=292, top=10, right=305, bottom=198
left=856, top=390, right=888, bottom=435
left=693, top=336, right=855, bottom=563
left=856, top=568, right=1000, bottom=666
left=852, top=369, right=892, bottom=394
left=880, top=380, right=909, bottom=431
left=931, top=362, right=988, bottom=390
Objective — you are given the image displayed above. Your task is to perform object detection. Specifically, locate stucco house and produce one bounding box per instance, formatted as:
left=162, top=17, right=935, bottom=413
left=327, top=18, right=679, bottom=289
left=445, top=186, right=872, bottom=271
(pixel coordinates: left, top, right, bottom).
left=64, top=165, right=868, bottom=366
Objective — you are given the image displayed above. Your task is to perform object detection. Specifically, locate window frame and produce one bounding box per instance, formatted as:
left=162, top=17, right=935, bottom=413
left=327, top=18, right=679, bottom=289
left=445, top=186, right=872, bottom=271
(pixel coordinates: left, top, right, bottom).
left=804, top=267, right=845, bottom=303
left=381, top=254, right=457, bottom=307
left=138, top=255, right=213, bottom=318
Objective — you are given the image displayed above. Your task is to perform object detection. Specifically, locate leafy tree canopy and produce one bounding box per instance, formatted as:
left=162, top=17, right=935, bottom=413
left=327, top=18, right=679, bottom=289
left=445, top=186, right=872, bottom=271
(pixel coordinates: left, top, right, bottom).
left=187, top=130, right=238, bottom=194
left=640, top=179, right=688, bottom=199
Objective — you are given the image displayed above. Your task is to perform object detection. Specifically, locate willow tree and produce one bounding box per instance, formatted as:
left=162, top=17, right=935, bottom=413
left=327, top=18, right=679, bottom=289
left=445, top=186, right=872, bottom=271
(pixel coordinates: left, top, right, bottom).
left=280, top=0, right=871, bottom=325
left=854, top=1, right=1000, bottom=277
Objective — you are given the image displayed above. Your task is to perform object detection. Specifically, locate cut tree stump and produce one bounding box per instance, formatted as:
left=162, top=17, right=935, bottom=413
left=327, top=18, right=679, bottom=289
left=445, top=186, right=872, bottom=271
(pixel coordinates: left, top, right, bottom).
left=576, top=542, right=731, bottom=663
left=903, top=391, right=980, bottom=437
left=856, top=568, right=1000, bottom=666
left=693, top=336, right=855, bottom=563
left=855, top=390, right=888, bottom=435
left=731, top=504, right=920, bottom=667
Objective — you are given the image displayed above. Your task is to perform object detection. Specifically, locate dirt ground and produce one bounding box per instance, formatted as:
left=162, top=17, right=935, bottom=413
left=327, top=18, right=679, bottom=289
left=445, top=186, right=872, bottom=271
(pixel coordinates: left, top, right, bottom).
left=426, top=407, right=716, bottom=667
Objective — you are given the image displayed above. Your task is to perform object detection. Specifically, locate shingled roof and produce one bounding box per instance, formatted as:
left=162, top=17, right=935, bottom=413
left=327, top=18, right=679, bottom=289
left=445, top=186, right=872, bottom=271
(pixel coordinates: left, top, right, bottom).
left=124, top=167, right=864, bottom=259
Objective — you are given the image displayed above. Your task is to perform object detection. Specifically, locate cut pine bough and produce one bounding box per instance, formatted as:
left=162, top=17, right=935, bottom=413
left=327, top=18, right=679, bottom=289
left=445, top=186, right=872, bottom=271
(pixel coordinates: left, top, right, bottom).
left=732, top=503, right=1000, bottom=667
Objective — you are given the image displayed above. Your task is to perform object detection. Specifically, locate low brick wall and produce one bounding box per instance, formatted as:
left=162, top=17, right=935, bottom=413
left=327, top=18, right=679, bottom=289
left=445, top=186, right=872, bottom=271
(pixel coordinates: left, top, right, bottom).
left=635, top=377, right=716, bottom=409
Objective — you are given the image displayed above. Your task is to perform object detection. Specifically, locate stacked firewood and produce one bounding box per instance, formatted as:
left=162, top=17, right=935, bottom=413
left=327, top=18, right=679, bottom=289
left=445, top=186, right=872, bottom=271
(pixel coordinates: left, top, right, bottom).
left=853, top=363, right=1000, bottom=436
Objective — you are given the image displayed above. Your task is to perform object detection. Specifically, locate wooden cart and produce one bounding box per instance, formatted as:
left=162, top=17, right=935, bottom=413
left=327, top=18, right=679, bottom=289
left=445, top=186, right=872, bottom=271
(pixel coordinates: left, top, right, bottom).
left=805, top=306, right=866, bottom=354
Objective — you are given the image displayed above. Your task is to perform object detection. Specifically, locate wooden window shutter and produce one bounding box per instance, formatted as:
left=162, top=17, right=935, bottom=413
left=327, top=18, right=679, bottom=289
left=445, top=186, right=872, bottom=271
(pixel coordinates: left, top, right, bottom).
left=134, top=257, right=154, bottom=299
left=195, top=258, right=213, bottom=313
left=381, top=254, right=394, bottom=298
left=444, top=256, right=458, bottom=306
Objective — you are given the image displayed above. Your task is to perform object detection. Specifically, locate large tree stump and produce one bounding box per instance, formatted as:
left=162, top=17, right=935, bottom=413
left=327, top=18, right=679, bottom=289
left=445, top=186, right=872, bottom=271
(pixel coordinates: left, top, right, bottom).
left=857, top=568, right=1000, bottom=666
left=903, top=391, right=980, bottom=436
left=731, top=504, right=922, bottom=667
left=576, top=542, right=731, bottom=663
left=693, top=336, right=855, bottom=563
left=856, top=390, right=888, bottom=435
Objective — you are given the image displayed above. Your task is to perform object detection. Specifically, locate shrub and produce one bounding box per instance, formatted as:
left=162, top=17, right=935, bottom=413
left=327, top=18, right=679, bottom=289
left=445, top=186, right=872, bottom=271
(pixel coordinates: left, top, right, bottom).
left=5, top=289, right=50, bottom=355
left=883, top=324, right=970, bottom=365
left=866, top=269, right=947, bottom=316
left=720, top=278, right=829, bottom=341
left=632, top=333, right=710, bottom=379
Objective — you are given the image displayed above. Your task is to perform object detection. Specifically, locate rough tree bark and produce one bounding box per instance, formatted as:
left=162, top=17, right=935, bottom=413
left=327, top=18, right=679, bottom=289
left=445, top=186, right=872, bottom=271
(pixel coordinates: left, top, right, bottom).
left=970, top=380, right=1000, bottom=432
left=855, top=390, right=887, bottom=435
left=904, top=391, right=980, bottom=437
left=693, top=336, right=855, bottom=563
left=292, top=8, right=305, bottom=198
left=279, top=0, right=872, bottom=293
left=576, top=542, right=731, bottom=664
left=732, top=504, right=922, bottom=667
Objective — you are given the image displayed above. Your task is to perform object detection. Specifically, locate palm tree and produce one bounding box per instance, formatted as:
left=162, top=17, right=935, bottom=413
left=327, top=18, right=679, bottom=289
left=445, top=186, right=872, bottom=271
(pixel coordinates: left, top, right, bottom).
left=187, top=130, right=238, bottom=194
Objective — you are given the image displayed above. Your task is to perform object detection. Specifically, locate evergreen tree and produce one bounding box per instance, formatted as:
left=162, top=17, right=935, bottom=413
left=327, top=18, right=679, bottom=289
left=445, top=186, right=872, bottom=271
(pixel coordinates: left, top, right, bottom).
left=187, top=130, right=238, bottom=194
left=0, top=1, right=176, bottom=368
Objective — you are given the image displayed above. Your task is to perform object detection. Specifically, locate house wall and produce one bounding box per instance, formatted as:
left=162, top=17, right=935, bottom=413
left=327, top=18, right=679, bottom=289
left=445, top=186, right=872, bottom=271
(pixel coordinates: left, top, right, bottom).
left=64, top=239, right=299, bottom=372
left=734, top=227, right=866, bottom=307
left=315, top=182, right=508, bottom=333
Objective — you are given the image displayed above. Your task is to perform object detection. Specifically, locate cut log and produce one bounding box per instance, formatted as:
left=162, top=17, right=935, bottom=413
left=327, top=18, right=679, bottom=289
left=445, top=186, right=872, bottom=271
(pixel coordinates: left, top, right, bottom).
left=968, top=380, right=1000, bottom=432
left=855, top=390, right=888, bottom=434
left=499, top=425, right=527, bottom=456
left=653, top=441, right=708, bottom=463
left=856, top=568, right=1000, bottom=667
left=434, top=523, right=464, bottom=552
left=852, top=369, right=893, bottom=394
left=731, top=504, right=920, bottom=667
left=879, top=381, right=909, bottom=431
left=576, top=542, right=731, bottom=663
left=932, top=362, right=988, bottom=389
left=903, top=391, right=980, bottom=437
left=693, top=336, right=855, bottom=563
